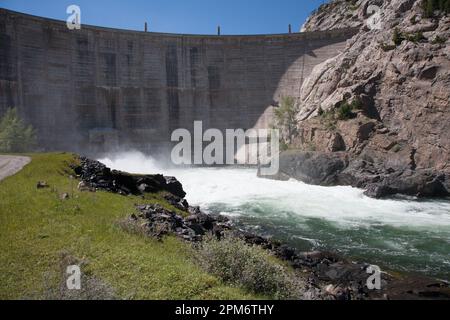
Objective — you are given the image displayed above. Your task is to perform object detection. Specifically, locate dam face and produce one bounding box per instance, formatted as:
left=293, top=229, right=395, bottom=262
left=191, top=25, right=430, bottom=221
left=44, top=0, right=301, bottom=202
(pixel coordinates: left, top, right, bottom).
left=0, top=9, right=356, bottom=154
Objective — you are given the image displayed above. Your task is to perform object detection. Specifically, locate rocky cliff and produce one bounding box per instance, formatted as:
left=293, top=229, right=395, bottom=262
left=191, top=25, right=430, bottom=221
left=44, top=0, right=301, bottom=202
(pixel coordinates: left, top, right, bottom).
left=282, top=0, right=450, bottom=198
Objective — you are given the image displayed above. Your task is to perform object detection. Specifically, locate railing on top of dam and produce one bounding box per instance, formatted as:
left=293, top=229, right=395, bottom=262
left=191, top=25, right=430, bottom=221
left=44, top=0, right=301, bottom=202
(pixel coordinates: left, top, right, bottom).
left=0, top=8, right=360, bottom=40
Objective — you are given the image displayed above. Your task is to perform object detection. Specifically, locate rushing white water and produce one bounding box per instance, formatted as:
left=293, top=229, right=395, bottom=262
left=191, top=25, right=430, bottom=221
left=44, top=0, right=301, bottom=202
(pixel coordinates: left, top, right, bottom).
left=99, top=151, right=450, bottom=279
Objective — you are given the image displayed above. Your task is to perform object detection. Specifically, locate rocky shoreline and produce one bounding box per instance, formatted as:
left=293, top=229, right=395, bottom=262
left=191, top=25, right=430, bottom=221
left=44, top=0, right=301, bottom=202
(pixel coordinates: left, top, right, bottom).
left=261, top=150, right=450, bottom=199
left=73, top=156, right=186, bottom=198
left=73, top=157, right=450, bottom=300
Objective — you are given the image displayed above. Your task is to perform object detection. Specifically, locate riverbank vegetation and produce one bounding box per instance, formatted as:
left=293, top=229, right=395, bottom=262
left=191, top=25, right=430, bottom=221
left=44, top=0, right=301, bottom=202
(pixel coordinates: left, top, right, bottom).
left=196, top=236, right=304, bottom=299
left=0, top=153, right=261, bottom=299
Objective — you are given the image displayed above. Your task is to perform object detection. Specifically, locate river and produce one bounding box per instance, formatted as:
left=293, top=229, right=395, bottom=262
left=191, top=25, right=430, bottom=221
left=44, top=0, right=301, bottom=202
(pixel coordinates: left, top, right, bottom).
left=99, top=152, right=450, bottom=281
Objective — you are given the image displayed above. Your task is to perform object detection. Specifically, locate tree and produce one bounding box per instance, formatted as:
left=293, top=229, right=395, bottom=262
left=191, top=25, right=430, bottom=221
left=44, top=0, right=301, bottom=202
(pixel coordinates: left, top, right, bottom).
left=273, top=96, right=299, bottom=146
left=0, top=108, right=36, bottom=153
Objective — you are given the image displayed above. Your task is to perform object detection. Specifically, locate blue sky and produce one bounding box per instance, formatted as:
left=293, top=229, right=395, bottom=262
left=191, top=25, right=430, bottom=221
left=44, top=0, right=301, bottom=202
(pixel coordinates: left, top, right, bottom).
left=0, top=0, right=327, bottom=35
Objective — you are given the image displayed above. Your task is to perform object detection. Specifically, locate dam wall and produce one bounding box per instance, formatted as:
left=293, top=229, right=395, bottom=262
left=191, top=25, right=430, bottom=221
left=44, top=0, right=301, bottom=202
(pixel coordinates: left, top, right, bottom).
left=0, top=9, right=357, bottom=154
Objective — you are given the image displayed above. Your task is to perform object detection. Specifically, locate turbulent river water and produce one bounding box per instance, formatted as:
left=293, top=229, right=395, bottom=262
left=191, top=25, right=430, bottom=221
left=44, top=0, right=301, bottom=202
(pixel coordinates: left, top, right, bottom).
left=99, top=152, right=450, bottom=281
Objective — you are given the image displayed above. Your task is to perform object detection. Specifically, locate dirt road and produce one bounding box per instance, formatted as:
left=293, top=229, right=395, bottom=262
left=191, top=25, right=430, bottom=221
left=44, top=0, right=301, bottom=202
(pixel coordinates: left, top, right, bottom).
left=0, top=155, right=31, bottom=181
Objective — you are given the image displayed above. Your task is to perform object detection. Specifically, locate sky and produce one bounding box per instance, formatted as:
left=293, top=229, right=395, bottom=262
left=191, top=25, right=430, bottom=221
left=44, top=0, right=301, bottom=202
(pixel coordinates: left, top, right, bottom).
left=0, top=0, right=328, bottom=35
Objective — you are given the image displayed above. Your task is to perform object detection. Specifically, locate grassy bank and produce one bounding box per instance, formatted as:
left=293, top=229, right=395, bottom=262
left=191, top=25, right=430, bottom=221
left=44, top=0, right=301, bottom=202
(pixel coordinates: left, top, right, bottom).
left=0, top=153, right=260, bottom=299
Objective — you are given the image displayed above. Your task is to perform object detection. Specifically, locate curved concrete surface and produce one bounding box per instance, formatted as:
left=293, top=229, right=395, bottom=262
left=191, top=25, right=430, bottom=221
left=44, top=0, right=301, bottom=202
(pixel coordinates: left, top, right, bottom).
left=0, top=155, right=30, bottom=181
left=0, top=9, right=357, bottom=154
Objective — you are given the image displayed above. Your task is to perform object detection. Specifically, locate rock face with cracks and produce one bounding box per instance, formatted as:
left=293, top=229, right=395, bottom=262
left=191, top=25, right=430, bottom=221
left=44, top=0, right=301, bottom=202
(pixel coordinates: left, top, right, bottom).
left=274, top=0, right=450, bottom=198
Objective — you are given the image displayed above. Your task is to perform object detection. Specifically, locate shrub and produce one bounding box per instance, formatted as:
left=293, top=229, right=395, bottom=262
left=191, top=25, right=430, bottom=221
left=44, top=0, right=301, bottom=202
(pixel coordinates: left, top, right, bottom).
left=336, top=99, right=358, bottom=120
left=350, top=97, right=363, bottom=110
left=317, top=106, right=324, bottom=116
left=406, top=31, right=426, bottom=43
left=380, top=42, right=396, bottom=51
left=0, top=108, right=36, bottom=153
left=196, top=236, right=303, bottom=299
left=392, top=28, right=404, bottom=46
left=431, top=35, right=447, bottom=44
left=273, top=96, right=299, bottom=146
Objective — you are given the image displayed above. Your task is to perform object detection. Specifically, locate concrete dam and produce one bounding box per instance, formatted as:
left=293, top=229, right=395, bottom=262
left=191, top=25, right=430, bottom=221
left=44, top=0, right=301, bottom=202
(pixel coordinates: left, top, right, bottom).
left=0, top=9, right=357, bottom=154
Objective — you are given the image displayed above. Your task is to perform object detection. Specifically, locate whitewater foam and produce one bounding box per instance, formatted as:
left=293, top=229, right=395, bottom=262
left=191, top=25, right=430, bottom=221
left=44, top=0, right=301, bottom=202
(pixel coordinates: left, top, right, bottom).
left=98, top=152, right=450, bottom=230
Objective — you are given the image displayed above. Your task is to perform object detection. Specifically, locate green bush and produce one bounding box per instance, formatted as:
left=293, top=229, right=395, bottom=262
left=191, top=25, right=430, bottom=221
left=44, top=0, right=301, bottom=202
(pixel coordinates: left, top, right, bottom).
left=393, top=28, right=405, bottom=46
left=0, top=108, right=36, bottom=153
left=406, top=31, right=426, bottom=43
left=393, top=29, right=426, bottom=46
left=380, top=42, right=396, bottom=52
left=431, top=35, right=447, bottom=44
left=273, top=96, right=299, bottom=146
left=336, top=98, right=360, bottom=121
left=317, top=97, right=362, bottom=123
left=196, top=236, right=303, bottom=299
left=337, top=103, right=354, bottom=120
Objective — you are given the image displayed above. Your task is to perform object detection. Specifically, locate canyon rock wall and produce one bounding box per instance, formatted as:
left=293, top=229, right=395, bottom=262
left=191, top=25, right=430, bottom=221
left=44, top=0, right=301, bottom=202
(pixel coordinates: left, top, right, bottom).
left=0, top=9, right=356, bottom=154
left=282, top=0, right=450, bottom=198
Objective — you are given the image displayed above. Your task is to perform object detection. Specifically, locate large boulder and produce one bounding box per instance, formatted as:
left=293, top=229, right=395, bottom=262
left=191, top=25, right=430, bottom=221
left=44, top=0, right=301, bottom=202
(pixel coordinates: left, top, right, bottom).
left=268, top=150, right=349, bottom=186
left=364, top=170, right=449, bottom=198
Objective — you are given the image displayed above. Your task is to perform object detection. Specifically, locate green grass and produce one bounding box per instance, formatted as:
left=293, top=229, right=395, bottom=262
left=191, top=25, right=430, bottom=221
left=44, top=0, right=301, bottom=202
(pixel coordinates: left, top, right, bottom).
left=0, top=153, right=260, bottom=300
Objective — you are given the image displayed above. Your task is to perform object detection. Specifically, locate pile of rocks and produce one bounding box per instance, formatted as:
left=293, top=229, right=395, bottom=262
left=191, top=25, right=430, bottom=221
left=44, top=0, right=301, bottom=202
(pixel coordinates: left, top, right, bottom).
left=72, top=157, right=185, bottom=198
left=126, top=203, right=233, bottom=242
left=124, top=202, right=382, bottom=299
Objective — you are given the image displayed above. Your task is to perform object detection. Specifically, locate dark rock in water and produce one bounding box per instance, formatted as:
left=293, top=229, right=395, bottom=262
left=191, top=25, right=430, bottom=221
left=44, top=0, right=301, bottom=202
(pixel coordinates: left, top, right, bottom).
left=262, top=150, right=449, bottom=199
left=164, top=176, right=186, bottom=198
left=73, top=157, right=186, bottom=198
left=363, top=170, right=449, bottom=198
left=264, top=151, right=349, bottom=186
left=363, top=184, right=395, bottom=198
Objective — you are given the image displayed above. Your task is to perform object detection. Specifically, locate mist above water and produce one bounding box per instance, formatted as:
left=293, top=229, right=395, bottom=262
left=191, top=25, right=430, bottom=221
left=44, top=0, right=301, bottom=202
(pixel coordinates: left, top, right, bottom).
left=99, top=152, right=450, bottom=279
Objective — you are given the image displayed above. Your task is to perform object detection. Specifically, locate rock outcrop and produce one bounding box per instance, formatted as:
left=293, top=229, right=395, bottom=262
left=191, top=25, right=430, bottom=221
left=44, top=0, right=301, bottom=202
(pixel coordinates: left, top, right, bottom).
left=283, top=0, right=450, bottom=198
left=73, top=157, right=186, bottom=198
